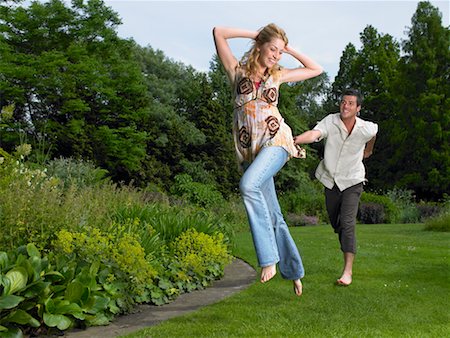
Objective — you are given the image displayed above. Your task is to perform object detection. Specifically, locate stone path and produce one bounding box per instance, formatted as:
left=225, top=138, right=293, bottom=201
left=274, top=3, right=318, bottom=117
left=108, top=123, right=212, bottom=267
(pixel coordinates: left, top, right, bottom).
left=65, top=258, right=256, bottom=337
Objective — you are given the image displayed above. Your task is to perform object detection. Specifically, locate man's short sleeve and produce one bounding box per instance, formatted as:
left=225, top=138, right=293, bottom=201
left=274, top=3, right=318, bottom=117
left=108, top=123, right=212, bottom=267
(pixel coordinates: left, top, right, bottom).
left=313, top=114, right=332, bottom=141
left=362, top=120, right=379, bottom=141
left=371, top=122, right=379, bottom=136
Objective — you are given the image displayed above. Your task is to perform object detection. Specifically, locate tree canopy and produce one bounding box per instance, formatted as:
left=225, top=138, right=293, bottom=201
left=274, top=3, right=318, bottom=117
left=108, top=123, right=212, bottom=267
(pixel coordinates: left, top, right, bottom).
left=1, top=0, right=447, bottom=200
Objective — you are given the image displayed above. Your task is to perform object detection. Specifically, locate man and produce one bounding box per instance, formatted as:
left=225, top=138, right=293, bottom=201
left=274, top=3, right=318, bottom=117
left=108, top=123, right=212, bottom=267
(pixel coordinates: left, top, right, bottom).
left=294, top=88, right=378, bottom=286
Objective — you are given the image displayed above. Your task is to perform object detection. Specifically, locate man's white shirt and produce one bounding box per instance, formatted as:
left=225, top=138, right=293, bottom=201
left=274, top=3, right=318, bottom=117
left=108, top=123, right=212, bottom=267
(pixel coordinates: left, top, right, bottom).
left=313, top=113, right=378, bottom=191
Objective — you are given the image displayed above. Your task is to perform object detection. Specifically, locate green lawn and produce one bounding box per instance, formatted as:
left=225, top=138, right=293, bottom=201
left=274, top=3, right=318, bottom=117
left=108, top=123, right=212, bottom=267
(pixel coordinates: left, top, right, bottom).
left=123, top=224, right=450, bottom=337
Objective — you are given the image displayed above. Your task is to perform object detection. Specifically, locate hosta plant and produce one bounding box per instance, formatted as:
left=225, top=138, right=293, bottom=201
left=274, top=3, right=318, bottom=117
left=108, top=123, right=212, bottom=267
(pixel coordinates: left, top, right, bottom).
left=0, top=244, right=112, bottom=336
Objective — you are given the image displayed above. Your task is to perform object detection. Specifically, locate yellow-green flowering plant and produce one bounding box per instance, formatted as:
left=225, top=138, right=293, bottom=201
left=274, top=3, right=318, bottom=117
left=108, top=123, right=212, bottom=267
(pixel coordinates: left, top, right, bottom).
left=172, top=228, right=232, bottom=286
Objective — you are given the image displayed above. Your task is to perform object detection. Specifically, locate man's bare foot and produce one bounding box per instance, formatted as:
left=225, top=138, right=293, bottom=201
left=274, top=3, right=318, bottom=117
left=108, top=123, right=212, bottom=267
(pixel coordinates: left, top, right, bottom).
left=293, top=279, right=303, bottom=296
left=260, top=265, right=276, bottom=283
left=336, top=273, right=352, bottom=286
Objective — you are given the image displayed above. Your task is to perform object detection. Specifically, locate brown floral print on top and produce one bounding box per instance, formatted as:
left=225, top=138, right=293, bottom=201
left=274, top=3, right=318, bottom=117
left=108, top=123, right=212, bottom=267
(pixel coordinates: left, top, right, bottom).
left=265, top=116, right=280, bottom=137
left=237, top=77, right=253, bottom=95
left=239, top=126, right=251, bottom=148
left=263, top=87, right=277, bottom=103
left=232, top=67, right=306, bottom=167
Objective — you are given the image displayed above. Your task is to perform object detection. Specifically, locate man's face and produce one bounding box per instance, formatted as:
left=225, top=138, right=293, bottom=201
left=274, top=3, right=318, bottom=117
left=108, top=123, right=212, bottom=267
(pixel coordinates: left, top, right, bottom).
left=340, top=95, right=361, bottom=120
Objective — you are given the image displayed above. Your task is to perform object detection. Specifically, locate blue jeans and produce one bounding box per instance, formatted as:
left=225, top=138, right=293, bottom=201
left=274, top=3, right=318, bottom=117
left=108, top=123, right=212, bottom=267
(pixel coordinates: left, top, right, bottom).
left=240, top=146, right=304, bottom=280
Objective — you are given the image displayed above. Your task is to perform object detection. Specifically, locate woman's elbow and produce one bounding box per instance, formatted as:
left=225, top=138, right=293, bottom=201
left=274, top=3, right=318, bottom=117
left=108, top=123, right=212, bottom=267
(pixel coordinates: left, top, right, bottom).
left=306, top=66, right=323, bottom=78
left=315, top=66, right=324, bottom=76
left=212, top=26, right=223, bottom=38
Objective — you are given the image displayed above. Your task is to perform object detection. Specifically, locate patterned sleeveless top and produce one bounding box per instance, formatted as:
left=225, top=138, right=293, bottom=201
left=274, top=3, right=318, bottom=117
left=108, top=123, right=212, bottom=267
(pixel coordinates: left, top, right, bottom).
left=232, top=67, right=306, bottom=168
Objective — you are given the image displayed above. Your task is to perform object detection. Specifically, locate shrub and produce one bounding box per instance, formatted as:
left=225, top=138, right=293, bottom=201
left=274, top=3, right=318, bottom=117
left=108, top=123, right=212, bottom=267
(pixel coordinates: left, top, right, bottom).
left=0, top=151, right=235, bottom=332
left=46, top=157, right=109, bottom=189
left=417, top=203, right=441, bottom=221
left=210, top=195, right=248, bottom=235
left=286, top=213, right=320, bottom=226
left=0, top=149, right=151, bottom=251
left=0, top=150, right=62, bottom=249
left=171, top=174, right=224, bottom=208
left=359, top=202, right=385, bottom=224
left=424, top=211, right=450, bottom=232
left=171, top=228, right=232, bottom=285
left=360, top=192, right=400, bottom=223
left=385, top=188, right=444, bottom=224
left=111, top=204, right=230, bottom=245
left=386, top=188, right=420, bottom=223
left=145, top=228, right=233, bottom=305
left=397, top=205, right=420, bottom=223
left=53, top=227, right=157, bottom=307
left=279, top=175, right=327, bottom=223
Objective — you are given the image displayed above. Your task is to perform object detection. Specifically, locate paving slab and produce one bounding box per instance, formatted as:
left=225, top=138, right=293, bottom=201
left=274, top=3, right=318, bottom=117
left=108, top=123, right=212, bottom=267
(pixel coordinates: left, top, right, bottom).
left=64, top=258, right=256, bottom=337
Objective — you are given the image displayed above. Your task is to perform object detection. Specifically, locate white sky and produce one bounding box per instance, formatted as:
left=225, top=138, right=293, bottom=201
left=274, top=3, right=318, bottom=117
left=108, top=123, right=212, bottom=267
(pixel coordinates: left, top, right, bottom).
left=102, top=1, right=449, bottom=81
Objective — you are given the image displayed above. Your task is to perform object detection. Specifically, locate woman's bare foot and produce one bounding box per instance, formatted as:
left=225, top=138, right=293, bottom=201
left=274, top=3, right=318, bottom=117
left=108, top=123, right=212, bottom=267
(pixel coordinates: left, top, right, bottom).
left=336, top=272, right=352, bottom=286
left=293, top=279, right=303, bottom=296
left=260, top=265, right=276, bottom=283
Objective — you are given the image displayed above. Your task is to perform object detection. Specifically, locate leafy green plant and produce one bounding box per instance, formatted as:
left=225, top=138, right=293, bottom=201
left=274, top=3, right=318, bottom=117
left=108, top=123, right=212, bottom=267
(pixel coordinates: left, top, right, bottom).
left=416, top=202, right=441, bottom=221
left=41, top=260, right=112, bottom=331
left=424, top=211, right=450, bottom=232
left=53, top=227, right=157, bottom=305
left=0, top=151, right=235, bottom=334
left=279, top=188, right=327, bottom=224
left=359, top=202, right=385, bottom=224
left=171, top=174, right=224, bottom=208
left=360, top=192, right=400, bottom=223
left=0, top=244, right=64, bottom=336
left=45, top=157, right=109, bottom=190
left=0, top=244, right=111, bottom=335
left=171, top=228, right=232, bottom=286
left=0, top=149, right=147, bottom=251
left=385, top=188, right=420, bottom=223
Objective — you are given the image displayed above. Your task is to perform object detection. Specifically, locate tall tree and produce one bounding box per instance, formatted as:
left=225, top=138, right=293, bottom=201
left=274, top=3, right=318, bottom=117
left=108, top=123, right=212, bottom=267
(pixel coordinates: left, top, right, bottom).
left=391, top=1, right=449, bottom=200
left=354, top=26, right=401, bottom=191
left=0, top=0, right=149, bottom=182
left=326, top=27, right=401, bottom=192
left=326, top=43, right=358, bottom=111
left=132, top=45, right=209, bottom=189
left=179, top=65, right=240, bottom=194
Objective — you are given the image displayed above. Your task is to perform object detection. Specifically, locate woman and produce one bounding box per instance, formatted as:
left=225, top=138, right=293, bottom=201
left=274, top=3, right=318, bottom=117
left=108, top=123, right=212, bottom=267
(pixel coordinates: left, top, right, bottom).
left=213, top=23, right=322, bottom=296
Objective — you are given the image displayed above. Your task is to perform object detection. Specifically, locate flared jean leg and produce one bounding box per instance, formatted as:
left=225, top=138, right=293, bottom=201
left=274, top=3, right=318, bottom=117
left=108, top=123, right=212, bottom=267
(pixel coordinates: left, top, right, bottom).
left=262, top=176, right=304, bottom=280
left=240, top=146, right=304, bottom=279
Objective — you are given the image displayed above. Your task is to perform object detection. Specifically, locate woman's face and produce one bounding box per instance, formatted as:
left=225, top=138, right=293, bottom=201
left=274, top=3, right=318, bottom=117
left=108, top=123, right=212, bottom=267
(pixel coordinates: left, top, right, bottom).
left=257, top=38, right=285, bottom=70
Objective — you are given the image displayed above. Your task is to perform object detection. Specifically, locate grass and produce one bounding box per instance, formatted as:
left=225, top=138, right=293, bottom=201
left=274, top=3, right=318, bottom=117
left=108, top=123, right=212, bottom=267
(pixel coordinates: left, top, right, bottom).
left=122, top=224, right=449, bottom=337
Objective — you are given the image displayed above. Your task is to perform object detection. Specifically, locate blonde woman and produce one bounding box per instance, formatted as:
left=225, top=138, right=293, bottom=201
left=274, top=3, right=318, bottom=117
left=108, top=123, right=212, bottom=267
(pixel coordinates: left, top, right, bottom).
left=213, top=23, right=322, bottom=296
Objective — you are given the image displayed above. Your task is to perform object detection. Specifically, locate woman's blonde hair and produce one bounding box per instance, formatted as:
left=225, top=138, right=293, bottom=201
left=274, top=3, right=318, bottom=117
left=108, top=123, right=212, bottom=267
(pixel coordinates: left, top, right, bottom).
left=241, top=23, right=288, bottom=78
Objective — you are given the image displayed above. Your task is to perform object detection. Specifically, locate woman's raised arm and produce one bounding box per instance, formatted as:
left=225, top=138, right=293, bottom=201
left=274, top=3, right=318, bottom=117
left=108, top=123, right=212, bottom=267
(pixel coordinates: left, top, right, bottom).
left=280, top=45, right=323, bottom=83
left=213, top=26, right=257, bottom=80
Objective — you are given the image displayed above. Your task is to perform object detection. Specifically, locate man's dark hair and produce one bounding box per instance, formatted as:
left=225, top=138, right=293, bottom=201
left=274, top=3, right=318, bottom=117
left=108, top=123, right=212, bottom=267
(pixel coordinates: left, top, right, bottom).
left=342, top=88, right=363, bottom=106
